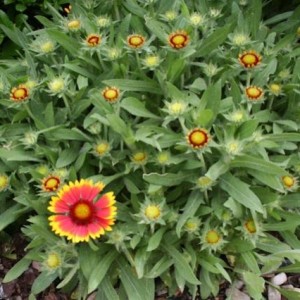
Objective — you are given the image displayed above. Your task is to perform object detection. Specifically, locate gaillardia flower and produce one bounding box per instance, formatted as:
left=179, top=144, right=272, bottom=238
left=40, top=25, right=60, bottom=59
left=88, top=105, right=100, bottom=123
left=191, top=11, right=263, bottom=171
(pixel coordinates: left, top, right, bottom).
left=94, top=141, right=110, bottom=157
left=282, top=175, right=298, bottom=191
left=245, top=86, right=263, bottom=101
left=201, top=228, right=225, bottom=251
left=239, top=50, right=262, bottom=68
left=244, top=219, right=256, bottom=234
left=168, top=31, right=189, bottom=49
left=0, top=174, right=9, bottom=192
left=67, top=19, right=81, bottom=31
left=269, top=83, right=282, bottom=96
left=127, top=34, right=145, bottom=48
left=102, top=86, right=120, bottom=102
left=132, top=151, right=148, bottom=165
left=48, top=179, right=117, bottom=243
left=186, top=128, right=210, bottom=149
left=10, top=84, right=29, bottom=102
left=45, top=252, right=61, bottom=270
left=42, top=175, right=61, bottom=192
left=85, top=34, right=102, bottom=47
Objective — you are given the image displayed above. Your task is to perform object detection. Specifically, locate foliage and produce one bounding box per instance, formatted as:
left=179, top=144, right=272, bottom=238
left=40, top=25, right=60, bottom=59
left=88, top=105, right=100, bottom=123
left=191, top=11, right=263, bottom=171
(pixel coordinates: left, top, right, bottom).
left=0, top=0, right=300, bottom=299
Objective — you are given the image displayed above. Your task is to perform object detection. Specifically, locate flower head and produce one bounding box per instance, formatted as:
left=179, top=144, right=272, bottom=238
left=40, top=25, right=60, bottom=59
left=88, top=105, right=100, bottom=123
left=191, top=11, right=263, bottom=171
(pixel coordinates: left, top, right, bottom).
left=186, top=128, right=210, bottom=149
left=94, top=141, right=110, bottom=157
left=46, top=252, right=61, bottom=269
left=282, top=175, right=298, bottom=191
left=168, top=31, right=190, bottom=49
left=244, top=219, right=256, bottom=234
left=142, top=54, right=160, bottom=69
left=42, top=175, right=61, bottom=192
left=0, top=174, right=9, bottom=192
left=226, top=140, right=243, bottom=156
left=189, top=12, right=205, bottom=27
left=227, top=110, right=246, bottom=123
left=127, top=34, right=145, bottom=49
left=48, top=78, right=66, bottom=95
left=67, top=19, right=81, bottom=31
left=245, top=86, right=263, bottom=101
left=85, top=34, right=102, bottom=47
left=184, top=217, right=201, bottom=234
left=156, top=151, right=170, bottom=165
left=10, top=84, right=29, bottom=102
left=132, top=151, right=148, bottom=165
left=197, top=176, right=214, bottom=191
left=48, top=179, right=117, bottom=243
left=269, top=83, right=282, bottom=96
left=239, top=50, right=262, bottom=68
left=96, top=16, right=111, bottom=28
left=105, top=47, right=122, bottom=60
left=201, top=228, right=225, bottom=251
left=230, top=33, right=250, bottom=46
left=167, top=101, right=187, bottom=116
left=40, top=41, right=55, bottom=53
left=101, top=86, right=120, bottom=103
left=164, top=10, right=177, bottom=21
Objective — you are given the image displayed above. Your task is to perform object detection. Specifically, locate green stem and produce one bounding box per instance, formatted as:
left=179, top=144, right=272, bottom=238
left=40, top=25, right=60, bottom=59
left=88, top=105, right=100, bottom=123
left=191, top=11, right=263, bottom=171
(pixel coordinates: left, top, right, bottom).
left=37, top=125, right=63, bottom=134
left=246, top=71, right=251, bottom=86
left=114, top=0, right=120, bottom=20
left=179, top=117, right=187, bottom=131
left=122, top=246, right=135, bottom=267
left=197, top=152, right=207, bottom=172
left=62, top=94, right=72, bottom=118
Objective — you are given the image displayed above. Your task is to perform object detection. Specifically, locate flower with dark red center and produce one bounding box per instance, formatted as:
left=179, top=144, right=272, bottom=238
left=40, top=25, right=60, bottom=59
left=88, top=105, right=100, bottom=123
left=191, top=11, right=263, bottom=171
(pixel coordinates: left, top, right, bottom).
left=42, top=175, right=61, bottom=192
left=168, top=31, right=189, bottom=49
left=48, top=179, right=117, bottom=243
left=245, top=86, right=263, bottom=101
left=127, top=34, right=145, bottom=48
left=101, top=86, right=120, bottom=102
left=186, top=128, right=210, bottom=149
left=239, top=50, right=262, bottom=68
left=10, top=84, right=30, bottom=102
left=86, top=34, right=101, bottom=47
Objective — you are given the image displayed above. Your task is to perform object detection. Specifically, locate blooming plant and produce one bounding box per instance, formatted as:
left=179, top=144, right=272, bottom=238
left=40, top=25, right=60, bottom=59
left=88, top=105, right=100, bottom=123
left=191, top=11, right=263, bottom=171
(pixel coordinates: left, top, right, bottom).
left=1, top=1, right=300, bottom=299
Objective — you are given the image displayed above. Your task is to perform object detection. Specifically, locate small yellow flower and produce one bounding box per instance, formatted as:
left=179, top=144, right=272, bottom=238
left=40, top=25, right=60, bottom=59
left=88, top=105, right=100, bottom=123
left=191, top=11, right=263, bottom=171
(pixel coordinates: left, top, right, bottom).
left=101, top=86, right=120, bottom=103
left=127, top=34, right=145, bottom=49
left=245, top=86, right=263, bottom=101
left=145, top=204, right=161, bottom=220
left=239, top=50, right=262, bottom=68
left=231, top=33, right=250, bottom=46
left=46, top=252, right=61, bottom=269
left=164, top=10, right=177, bottom=21
left=244, top=220, right=256, bottom=234
left=86, top=34, right=102, bottom=47
left=36, top=165, right=49, bottom=176
left=186, top=128, right=210, bottom=149
left=48, top=78, right=65, bottom=94
left=197, top=176, right=213, bottom=191
left=184, top=218, right=200, bottom=234
left=143, top=55, right=160, bottom=68
left=282, top=175, right=297, bottom=190
left=168, top=31, right=190, bottom=49
left=42, top=175, right=61, bottom=192
left=156, top=151, right=170, bottom=165
left=95, top=141, right=110, bottom=156
left=189, top=12, right=205, bottom=26
left=205, top=230, right=221, bottom=244
left=269, top=83, right=281, bottom=96
left=10, top=84, right=30, bottom=102
left=132, top=151, right=148, bottom=164
left=40, top=41, right=55, bottom=53
left=67, top=19, right=81, bottom=31
left=167, top=101, right=187, bottom=116
left=96, top=16, right=111, bottom=28
left=0, top=174, right=9, bottom=191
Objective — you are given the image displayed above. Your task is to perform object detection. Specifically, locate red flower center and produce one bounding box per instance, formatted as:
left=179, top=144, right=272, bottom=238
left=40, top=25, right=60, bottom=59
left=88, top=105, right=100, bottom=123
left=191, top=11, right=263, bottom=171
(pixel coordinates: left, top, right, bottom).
left=86, top=35, right=101, bottom=46
left=239, top=51, right=261, bottom=68
left=69, top=200, right=96, bottom=225
left=127, top=35, right=145, bottom=48
left=11, top=86, right=29, bottom=102
left=187, top=129, right=209, bottom=148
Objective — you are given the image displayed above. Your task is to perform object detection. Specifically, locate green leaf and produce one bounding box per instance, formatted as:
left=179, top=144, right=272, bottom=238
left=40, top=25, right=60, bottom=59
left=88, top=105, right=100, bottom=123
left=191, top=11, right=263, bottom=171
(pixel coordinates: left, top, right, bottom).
left=243, top=271, right=265, bottom=300
left=241, top=251, right=261, bottom=274
left=162, top=244, right=200, bottom=285
left=57, top=265, right=79, bottom=289
left=143, top=172, right=192, bottom=187
left=102, top=79, right=162, bottom=94
left=31, top=272, right=57, bottom=294
left=49, top=128, right=92, bottom=142
left=278, top=262, right=300, bottom=273
left=0, top=204, right=29, bottom=231
left=88, top=250, right=118, bottom=293
left=271, top=250, right=300, bottom=262
left=205, top=160, right=229, bottom=181
left=176, top=191, right=202, bottom=237
left=3, top=257, right=31, bottom=283
left=46, top=29, right=78, bottom=55
left=97, top=277, right=120, bottom=300
left=145, top=18, right=168, bottom=42
left=237, top=120, right=259, bottom=139
left=147, top=227, right=167, bottom=252
left=145, top=256, right=173, bottom=278
left=0, top=149, right=41, bottom=162
left=264, top=133, right=300, bottom=142
left=118, top=260, right=155, bottom=300
left=220, top=172, right=264, bottom=213
left=197, top=24, right=232, bottom=56
left=272, top=286, right=300, bottom=300
left=121, top=97, right=160, bottom=119
left=56, top=148, right=78, bottom=168
left=230, top=155, right=287, bottom=176
left=248, top=170, right=284, bottom=192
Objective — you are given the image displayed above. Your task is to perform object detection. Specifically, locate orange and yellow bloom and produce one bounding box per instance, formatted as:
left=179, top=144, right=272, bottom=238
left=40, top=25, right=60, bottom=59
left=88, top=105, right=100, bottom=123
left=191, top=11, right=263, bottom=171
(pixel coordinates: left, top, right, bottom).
left=168, top=31, right=189, bottom=49
left=48, top=179, right=117, bottom=243
left=42, top=175, right=61, bottom=192
left=239, top=50, right=262, bottom=68
left=186, top=128, right=210, bottom=149
left=127, top=34, right=145, bottom=48
left=245, top=86, right=263, bottom=101
left=10, top=84, right=30, bottom=102
left=102, top=86, right=120, bottom=102
left=85, top=34, right=102, bottom=47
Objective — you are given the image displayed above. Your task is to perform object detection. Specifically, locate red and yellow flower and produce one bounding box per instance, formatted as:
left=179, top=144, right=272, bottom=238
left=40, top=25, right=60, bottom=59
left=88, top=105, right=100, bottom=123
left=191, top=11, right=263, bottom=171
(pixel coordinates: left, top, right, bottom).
left=10, top=84, right=30, bottom=102
left=186, top=128, right=210, bottom=149
left=85, top=34, right=102, bottom=47
left=245, top=86, right=263, bottom=101
left=127, top=34, right=145, bottom=48
left=42, top=175, right=61, bottom=192
left=239, top=50, right=262, bottom=68
left=101, top=86, right=120, bottom=102
left=48, top=179, right=117, bottom=243
left=168, top=31, right=190, bottom=49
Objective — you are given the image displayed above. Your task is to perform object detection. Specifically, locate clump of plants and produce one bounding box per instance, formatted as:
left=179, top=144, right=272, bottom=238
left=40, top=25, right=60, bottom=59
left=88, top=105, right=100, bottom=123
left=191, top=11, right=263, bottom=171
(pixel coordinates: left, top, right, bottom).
left=1, top=0, right=300, bottom=299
